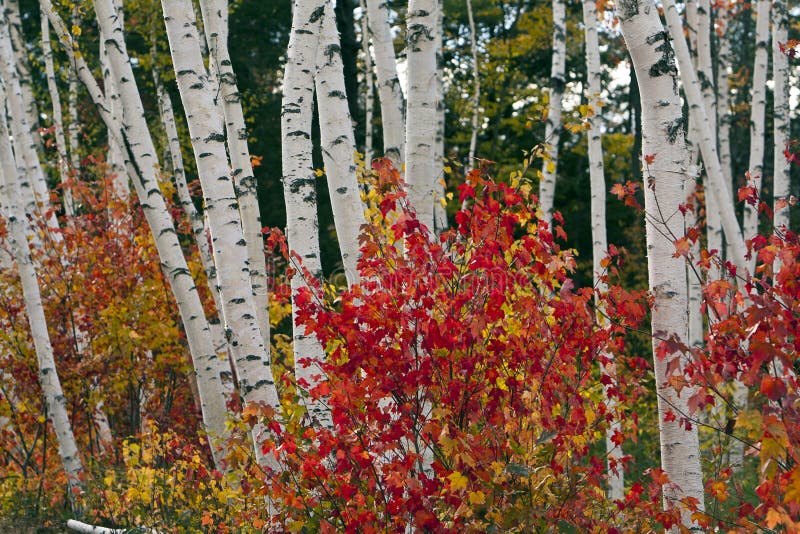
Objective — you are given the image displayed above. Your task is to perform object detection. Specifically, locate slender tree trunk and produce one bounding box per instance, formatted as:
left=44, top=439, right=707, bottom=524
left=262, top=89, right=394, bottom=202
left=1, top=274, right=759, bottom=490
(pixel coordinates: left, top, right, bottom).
left=41, top=14, right=75, bottom=217
left=282, top=0, right=331, bottom=429
left=661, top=0, right=747, bottom=274
left=42, top=0, right=232, bottom=468
left=405, top=0, right=438, bottom=232
left=772, top=0, right=790, bottom=232
left=365, top=0, right=405, bottom=166
left=152, top=56, right=234, bottom=402
left=466, top=0, right=480, bottom=166
left=98, top=18, right=129, bottom=201
left=67, top=6, right=82, bottom=188
left=538, top=0, right=566, bottom=224
left=0, top=100, right=84, bottom=497
left=0, top=12, right=58, bottom=232
left=715, top=7, right=733, bottom=211
left=743, top=0, right=770, bottom=246
left=360, top=0, right=373, bottom=163
left=432, top=0, right=447, bottom=234
left=582, top=0, right=623, bottom=501
left=198, top=0, right=271, bottom=345
left=160, top=0, right=282, bottom=468
left=315, top=1, right=365, bottom=286
left=4, top=0, right=40, bottom=149
left=616, top=0, right=705, bottom=526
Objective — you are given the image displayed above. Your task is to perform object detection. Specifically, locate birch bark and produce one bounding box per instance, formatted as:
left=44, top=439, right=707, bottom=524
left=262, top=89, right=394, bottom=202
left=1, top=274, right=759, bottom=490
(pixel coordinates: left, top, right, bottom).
left=661, top=0, right=747, bottom=274
left=772, top=0, right=790, bottom=232
left=41, top=0, right=232, bottom=468
left=360, top=0, right=373, bottom=163
left=405, top=0, right=438, bottom=232
left=41, top=12, right=75, bottom=217
left=282, top=0, right=331, bottom=429
left=616, top=0, right=705, bottom=525
left=198, top=0, right=271, bottom=344
left=538, top=0, right=566, bottom=224
left=365, top=0, right=405, bottom=166
left=743, top=0, right=770, bottom=245
left=160, top=0, right=282, bottom=467
left=152, top=58, right=233, bottom=400
left=315, top=1, right=365, bottom=286
left=0, top=12, right=58, bottom=231
left=582, top=0, right=622, bottom=501
left=0, top=99, right=83, bottom=496
left=4, top=0, right=40, bottom=147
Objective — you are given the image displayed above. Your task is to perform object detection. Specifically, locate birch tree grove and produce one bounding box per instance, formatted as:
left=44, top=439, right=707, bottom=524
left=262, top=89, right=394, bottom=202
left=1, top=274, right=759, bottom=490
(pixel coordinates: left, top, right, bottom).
left=1, top=0, right=798, bottom=531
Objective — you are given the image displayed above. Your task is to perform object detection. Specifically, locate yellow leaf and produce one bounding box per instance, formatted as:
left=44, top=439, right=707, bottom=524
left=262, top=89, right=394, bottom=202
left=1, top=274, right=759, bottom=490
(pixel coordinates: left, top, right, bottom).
left=444, top=166, right=452, bottom=174
left=468, top=491, right=486, bottom=505
left=447, top=471, right=468, bottom=491
left=71, top=24, right=82, bottom=37
left=37, top=415, right=46, bottom=424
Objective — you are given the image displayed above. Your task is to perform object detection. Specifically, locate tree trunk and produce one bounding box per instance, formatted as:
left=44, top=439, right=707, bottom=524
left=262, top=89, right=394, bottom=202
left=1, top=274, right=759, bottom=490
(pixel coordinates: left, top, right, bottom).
left=582, top=0, right=623, bottom=501
left=198, top=0, right=271, bottom=345
left=538, top=0, right=566, bottom=224
left=616, top=0, right=705, bottom=526
left=772, top=0, right=790, bottom=232
left=360, top=0, right=373, bottom=163
left=0, top=99, right=84, bottom=497
left=365, top=0, right=405, bottom=166
left=0, top=11, right=58, bottom=232
left=405, top=0, right=439, bottom=232
left=742, top=0, right=770, bottom=245
left=4, top=0, right=40, bottom=149
left=315, top=1, right=365, bottom=286
left=160, top=0, right=282, bottom=469
left=282, top=0, right=331, bottom=429
left=41, top=13, right=75, bottom=217
left=42, top=0, right=232, bottom=468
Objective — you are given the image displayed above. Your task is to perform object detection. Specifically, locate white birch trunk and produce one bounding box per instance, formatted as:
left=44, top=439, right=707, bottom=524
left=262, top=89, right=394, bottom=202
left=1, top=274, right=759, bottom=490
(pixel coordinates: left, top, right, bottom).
left=661, top=0, right=747, bottom=274
left=582, top=0, right=623, bottom=501
left=198, top=0, right=271, bottom=344
left=466, top=0, right=480, bottom=166
left=4, top=0, right=40, bottom=148
left=742, top=0, right=770, bottom=247
left=67, top=6, right=81, bottom=184
left=282, top=0, right=332, bottom=429
left=99, top=23, right=129, bottom=201
left=432, top=0, right=447, bottom=234
left=366, top=0, right=405, bottom=166
left=42, top=0, right=232, bottom=468
left=772, top=0, right=790, bottom=232
left=0, top=102, right=84, bottom=495
left=0, top=12, right=58, bottom=232
left=315, top=1, right=365, bottom=286
left=360, top=0, right=374, bottom=163
left=538, top=0, right=566, bottom=224
left=405, top=0, right=438, bottom=232
left=152, top=60, right=234, bottom=402
left=160, top=0, right=282, bottom=467
left=41, top=13, right=76, bottom=218
left=616, top=0, right=705, bottom=525
left=715, top=7, right=733, bottom=210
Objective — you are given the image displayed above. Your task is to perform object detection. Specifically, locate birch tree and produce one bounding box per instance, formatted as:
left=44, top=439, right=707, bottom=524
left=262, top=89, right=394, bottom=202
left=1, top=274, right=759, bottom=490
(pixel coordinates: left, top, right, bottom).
left=281, top=0, right=331, bottom=429
left=772, top=0, right=790, bottom=232
left=616, top=0, right=705, bottom=525
left=198, top=0, right=271, bottom=344
left=41, top=0, right=232, bottom=468
left=405, top=0, right=439, bottom=232
left=538, top=0, right=566, bottom=224
left=365, top=0, right=405, bottom=166
left=160, top=0, right=282, bottom=467
left=0, top=11, right=58, bottom=232
left=41, top=13, right=75, bottom=217
left=314, top=1, right=365, bottom=286
left=582, top=0, right=622, bottom=501
left=0, top=92, right=83, bottom=497
left=743, top=0, right=770, bottom=244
